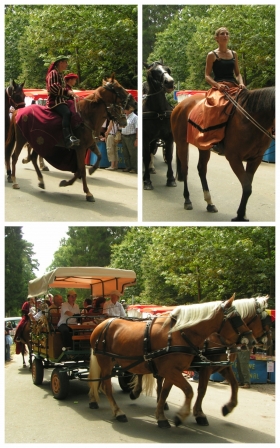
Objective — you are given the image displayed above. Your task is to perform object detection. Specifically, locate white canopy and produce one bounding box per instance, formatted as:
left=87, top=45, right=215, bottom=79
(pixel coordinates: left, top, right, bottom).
left=28, top=267, right=136, bottom=297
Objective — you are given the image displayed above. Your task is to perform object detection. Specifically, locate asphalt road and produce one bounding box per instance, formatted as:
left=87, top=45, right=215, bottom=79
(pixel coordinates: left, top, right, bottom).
left=5, top=353, right=275, bottom=443
left=5, top=161, right=138, bottom=222
left=142, top=145, right=275, bottom=223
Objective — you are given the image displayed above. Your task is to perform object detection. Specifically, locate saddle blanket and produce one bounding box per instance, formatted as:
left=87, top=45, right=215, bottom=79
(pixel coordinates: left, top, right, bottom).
left=187, top=86, right=239, bottom=150
left=16, top=101, right=83, bottom=172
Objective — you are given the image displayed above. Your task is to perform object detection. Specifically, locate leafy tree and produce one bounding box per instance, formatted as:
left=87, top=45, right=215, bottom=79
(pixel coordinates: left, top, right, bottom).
left=5, top=227, right=39, bottom=316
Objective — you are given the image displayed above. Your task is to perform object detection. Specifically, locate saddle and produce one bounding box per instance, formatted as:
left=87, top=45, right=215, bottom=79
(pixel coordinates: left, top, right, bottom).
left=187, top=86, right=239, bottom=150
left=16, top=101, right=83, bottom=172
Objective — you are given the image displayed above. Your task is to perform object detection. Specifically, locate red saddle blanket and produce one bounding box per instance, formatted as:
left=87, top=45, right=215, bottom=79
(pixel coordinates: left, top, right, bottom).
left=16, top=101, right=83, bottom=172
left=187, top=87, right=239, bottom=150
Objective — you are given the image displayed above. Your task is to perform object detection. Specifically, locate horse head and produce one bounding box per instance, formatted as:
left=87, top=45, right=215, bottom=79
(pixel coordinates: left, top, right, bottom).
left=144, top=60, right=174, bottom=94
left=6, top=79, right=26, bottom=109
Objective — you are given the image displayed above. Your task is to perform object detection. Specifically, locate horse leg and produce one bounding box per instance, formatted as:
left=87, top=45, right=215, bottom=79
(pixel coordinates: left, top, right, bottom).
left=220, top=366, right=239, bottom=416
left=130, top=374, right=143, bottom=399
left=197, top=149, right=218, bottom=213
left=88, top=143, right=101, bottom=175
left=227, top=157, right=261, bottom=221
left=155, top=378, right=173, bottom=428
left=192, top=368, right=212, bottom=426
left=39, top=156, right=49, bottom=171
left=22, top=143, right=32, bottom=164
left=30, top=151, right=45, bottom=189
left=62, top=149, right=95, bottom=202
left=176, top=141, right=193, bottom=209
left=156, top=376, right=169, bottom=410
left=143, top=136, right=154, bottom=190
left=164, top=138, right=176, bottom=187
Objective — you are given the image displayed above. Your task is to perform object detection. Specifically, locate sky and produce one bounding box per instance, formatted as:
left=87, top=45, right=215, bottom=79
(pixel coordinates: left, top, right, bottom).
left=22, top=224, right=69, bottom=277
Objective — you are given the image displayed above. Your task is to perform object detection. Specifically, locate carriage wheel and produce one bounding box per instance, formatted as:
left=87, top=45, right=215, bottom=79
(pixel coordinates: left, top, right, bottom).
left=51, top=368, right=69, bottom=400
left=118, top=371, right=135, bottom=393
left=31, top=358, right=44, bottom=385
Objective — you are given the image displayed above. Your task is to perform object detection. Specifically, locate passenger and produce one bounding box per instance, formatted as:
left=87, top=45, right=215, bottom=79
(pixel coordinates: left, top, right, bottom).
left=103, top=290, right=126, bottom=317
left=92, top=296, right=106, bottom=314
left=81, top=298, right=93, bottom=315
left=48, top=294, right=63, bottom=314
left=57, top=290, right=80, bottom=349
left=29, top=299, right=47, bottom=322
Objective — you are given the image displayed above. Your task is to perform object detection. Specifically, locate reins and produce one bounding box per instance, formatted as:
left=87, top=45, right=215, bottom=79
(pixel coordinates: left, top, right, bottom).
left=224, top=90, right=275, bottom=140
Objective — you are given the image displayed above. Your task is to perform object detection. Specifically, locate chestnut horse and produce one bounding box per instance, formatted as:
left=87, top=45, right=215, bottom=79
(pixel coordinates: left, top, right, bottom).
left=171, top=87, right=275, bottom=221
left=5, top=80, right=25, bottom=182
left=143, top=60, right=176, bottom=190
left=5, top=77, right=134, bottom=202
left=87, top=295, right=253, bottom=428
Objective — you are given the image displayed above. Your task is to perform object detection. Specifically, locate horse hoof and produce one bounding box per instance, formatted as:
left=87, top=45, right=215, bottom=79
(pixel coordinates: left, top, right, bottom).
left=158, top=419, right=171, bottom=429
left=231, top=217, right=249, bottom=222
left=195, top=416, right=209, bottom=426
left=143, top=182, right=154, bottom=190
left=149, top=168, right=156, bottom=174
left=86, top=195, right=95, bottom=202
left=89, top=166, right=98, bottom=175
left=41, top=166, right=49, bottom=171
left=23, top=365, right=27, bottom=368
left=7, top=176, right=13, bottom=183
left=116, top=414, right=128, bottom=422
left=184, top=202, right=193, bottom=210
left=59, top=180, right=68, bottom=187
left=89, top=402, right=99, bottom=409
left=207, top=204, right=218, bottom=213
left=22, top=158, right=30, bottom=164
left=12, top=184, right=20, bottom=189
left=164, top=402, right=169, bottom=411
left=174, top=415, right=183, bottom=427
left=38, top=182, right=45, bottom=189
left=222, top=405, right=230, bottom=416
left=129, top=392, right=137, bottom=400
left=166, top=180, right=177, bottom=187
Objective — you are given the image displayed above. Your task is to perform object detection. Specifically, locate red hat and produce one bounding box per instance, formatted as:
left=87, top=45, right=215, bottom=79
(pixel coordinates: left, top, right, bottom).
left=64, top=73, right=78, bottom=80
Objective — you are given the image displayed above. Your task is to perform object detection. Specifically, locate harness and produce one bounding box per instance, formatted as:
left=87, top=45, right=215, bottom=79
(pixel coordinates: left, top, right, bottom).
left=6, top=86, right=25, bottom=109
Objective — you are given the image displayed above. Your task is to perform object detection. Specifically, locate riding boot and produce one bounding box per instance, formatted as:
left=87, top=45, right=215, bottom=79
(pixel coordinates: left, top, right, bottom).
left=62, top=128, right=80, bottom=149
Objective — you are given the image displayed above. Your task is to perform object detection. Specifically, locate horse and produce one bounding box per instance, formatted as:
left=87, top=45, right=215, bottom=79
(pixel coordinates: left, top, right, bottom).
left=5, top=80, right=26, bottom=182
left=5, top=76, right=134, bottom=202
left=14, top=318, right=32, bottom=368
left=88, top=294, right=255, bottom=428
left=191, top=296, right=272, bottom=426
left=171, top=86, right=275, bottom=221
left=143, top=60, right=176, bottom=190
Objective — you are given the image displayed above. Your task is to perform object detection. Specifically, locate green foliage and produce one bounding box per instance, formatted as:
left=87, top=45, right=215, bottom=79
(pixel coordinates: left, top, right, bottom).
left=5, top=5, right=137, bottom=89
left=148, top=5, right=275, bottom=89
left=5, top=227, right=39, bottom=316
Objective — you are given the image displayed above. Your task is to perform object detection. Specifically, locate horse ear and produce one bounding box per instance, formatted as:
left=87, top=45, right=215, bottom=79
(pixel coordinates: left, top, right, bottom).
left=110, top=72, right=115, bottom=82
left=20, top=81, right=25, bottom=88
left=228, top=293, right=235, bottom=305
left=143, top=62, right=149, bottom=69
left=10, top=79, right=14, bottom=87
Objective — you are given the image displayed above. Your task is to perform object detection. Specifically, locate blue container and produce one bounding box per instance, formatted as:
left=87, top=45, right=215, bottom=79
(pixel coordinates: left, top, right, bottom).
left=210, top=359, right=268, bottom=383
left=262, top=140, right=275, bottom=163
left=90, top=151, right=98, bottom=165
left=97, top=141, right=110, bottom=168
left=117, top=143, right=126, bottom=169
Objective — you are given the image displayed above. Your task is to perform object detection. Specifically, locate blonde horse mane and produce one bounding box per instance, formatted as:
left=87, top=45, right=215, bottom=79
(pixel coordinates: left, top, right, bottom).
left=169, top=301, right=222, bottom=333
left=234, top=296, right=269, bottom=319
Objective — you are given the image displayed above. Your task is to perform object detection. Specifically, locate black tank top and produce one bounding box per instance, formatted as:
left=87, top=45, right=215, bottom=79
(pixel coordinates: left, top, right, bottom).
left=212, top=50, right=237, bottom=83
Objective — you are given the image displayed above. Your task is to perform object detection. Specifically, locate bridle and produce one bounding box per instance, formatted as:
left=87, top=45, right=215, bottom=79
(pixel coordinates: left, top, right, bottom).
left=6, top=85, right=25, bottom=109
left=143, top=63, right=174, bottom=99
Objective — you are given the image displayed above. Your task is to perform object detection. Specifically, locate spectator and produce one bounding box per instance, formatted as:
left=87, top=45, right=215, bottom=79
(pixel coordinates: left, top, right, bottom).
left=5, top=323, right=13, bottom=362
left=236, top=345, right=251, bottom=388
left=104, top=120, right=120, bottom=170
left=57, top=290, right=80, bottom=349
left=121, top=105, right=138, bottom=173
left=103, top=290, right=126, bottom=317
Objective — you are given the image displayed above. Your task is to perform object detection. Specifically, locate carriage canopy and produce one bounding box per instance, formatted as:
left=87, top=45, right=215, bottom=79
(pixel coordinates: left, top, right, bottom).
left=28, top=266, right=136, bottom=298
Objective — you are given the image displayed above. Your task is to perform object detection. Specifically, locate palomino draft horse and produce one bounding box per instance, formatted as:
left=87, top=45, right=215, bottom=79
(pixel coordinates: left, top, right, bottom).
left=5, top=76, right=134, bottom=202
left=5, top=80, right=26, bottom=182
left=171, top=87, right=275, bottom=221
left=143, top=60, right=176, bottom=190
left=88, top=295, right=251, bottom=428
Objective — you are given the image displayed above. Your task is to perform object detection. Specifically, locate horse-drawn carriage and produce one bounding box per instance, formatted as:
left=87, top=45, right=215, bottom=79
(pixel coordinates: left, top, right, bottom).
left=27, top=266, right=137, bottom=399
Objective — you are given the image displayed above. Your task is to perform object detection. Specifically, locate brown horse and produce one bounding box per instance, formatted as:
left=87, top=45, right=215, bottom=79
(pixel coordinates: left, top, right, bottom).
left=191, top=296, right=271, bottom=426
left=88, top=295, right=254, bottom=428
left=171, top=87, right=275, bottom=221
left=5, top=80, right=26, bottom=182
left=5, top=76, right=133, bottom=202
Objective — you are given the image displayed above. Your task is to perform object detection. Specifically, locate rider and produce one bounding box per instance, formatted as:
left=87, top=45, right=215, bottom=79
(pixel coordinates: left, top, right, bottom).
left=64, top=72, right=79, bottom=91
left=204, top=27, right=246, bottom=153
left=14, top=297, right=35, bottom=342
left=46, top=56, right=80, bottom=149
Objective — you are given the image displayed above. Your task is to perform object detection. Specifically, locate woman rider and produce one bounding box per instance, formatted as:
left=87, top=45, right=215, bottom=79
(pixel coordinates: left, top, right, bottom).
left=46, top=56, right=80, bottom=149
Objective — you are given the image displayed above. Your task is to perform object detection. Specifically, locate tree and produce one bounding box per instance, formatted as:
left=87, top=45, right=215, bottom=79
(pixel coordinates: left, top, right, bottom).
left=5, top=227, right=39, bottom=316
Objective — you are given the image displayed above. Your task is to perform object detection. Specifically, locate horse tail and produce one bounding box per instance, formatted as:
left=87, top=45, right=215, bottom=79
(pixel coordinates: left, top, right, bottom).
left=88, top=349, right=101, bottom=403
left=176, top=152, right=184, bottom=182
left=5, top=112, right=16, bottom=162
left=141, top=374, right=156, bottom=396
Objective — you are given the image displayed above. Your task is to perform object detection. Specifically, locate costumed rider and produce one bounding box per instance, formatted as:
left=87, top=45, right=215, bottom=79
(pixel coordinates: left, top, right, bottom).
left=46, top=55, right=80, bottom=149
left=64, top=72, right=79, bottom=91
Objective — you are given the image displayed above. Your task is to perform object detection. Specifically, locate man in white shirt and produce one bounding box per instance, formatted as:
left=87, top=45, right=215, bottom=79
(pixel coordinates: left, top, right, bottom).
left=103, top=290, right=126, bottom=317
left=58, top=290, right=80, bottom=349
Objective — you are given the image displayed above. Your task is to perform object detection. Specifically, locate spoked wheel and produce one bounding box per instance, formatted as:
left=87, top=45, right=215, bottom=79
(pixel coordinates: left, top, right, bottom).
left=118, top=371, right=135, bottom=393
left=31, top=358, right=44, bottom=385
left=51, top=368, right=69, bottom=400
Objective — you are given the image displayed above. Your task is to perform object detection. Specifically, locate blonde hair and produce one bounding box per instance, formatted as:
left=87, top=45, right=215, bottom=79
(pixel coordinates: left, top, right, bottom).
left=215, top=27, right=229, bottom=37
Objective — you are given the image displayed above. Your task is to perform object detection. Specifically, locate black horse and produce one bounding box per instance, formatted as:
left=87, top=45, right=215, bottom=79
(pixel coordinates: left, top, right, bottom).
left=143, top=60, right=176, bottom=190
left=5, top=80, right=26, bottom=182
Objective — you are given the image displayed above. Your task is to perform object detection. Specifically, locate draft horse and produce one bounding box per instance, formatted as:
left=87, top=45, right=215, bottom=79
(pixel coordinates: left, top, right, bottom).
left=171, top=87, right=275, bottom=221
left=5, top=76, right=133, bottom=202
left=143, top=60, right=176, bottom=190
left=5, top=80, right=26, bottom=182
left=88, top=295, right=251, bottom=428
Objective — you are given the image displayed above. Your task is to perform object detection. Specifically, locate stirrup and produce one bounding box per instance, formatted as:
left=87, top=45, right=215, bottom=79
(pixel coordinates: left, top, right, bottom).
left=65, top=136, right=80, bottom=148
